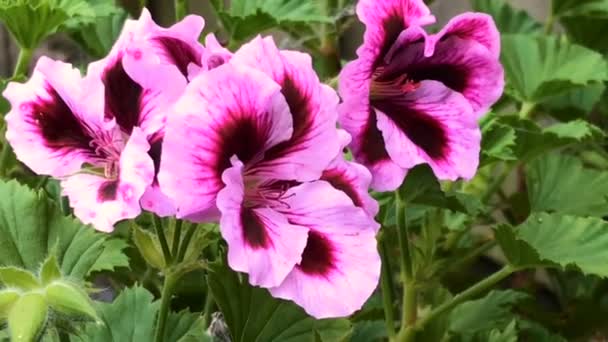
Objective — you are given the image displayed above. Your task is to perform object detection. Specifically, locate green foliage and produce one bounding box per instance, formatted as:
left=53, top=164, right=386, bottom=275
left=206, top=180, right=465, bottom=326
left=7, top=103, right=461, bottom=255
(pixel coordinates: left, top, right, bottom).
left=211, top=0, right=332, bottom=43
left=8, top=292, right=47, bottom=342
left=448, top=290, right=528, bottom=339
left=498, top=213, right=608, bottom=276
left=501, top=34, right=608, bottom=104
left=74, top=286, right=208, bottom=342
left=526, top=153, right=608, bottom=216
left=207, top=259, right=352, bottom=342
left=67, top=0, right=127, bottom=58
left=480, top=113, right=517, bottom=165
left=0, top=180, right=128, bottom=279
left=471, top=0, right=542, bottom=34
left=0, top=0, right=99, bottom=49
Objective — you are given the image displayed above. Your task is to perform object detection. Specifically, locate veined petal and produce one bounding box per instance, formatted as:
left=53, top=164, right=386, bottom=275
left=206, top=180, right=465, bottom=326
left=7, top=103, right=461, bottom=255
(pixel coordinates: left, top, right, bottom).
left=203, top=33, right=232, bottom=70
left=385, top=28, right=504, bottom=116
left=217, top=160, right=309, bottom=288
left=357, top=0, right=434, bottom=69
left=338, top=96, right=407, bottom=191
left=62, top=127, right=154, bottom=232
left=158, top=63, right=293, bottom=221
left=232, top=36, right=341, bottom=181
left=140, top=137, right=176, bottom=217
left=270, top=181, right=380, bottom=318
left=430, top=12, right=500, bottom=58
left=374, top=80, right=481, bottom=181
left=3, top=57, right=107, bottom=177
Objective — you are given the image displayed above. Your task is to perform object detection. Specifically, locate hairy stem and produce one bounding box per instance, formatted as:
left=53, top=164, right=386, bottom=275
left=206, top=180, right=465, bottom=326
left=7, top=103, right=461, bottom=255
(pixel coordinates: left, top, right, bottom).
left=395, top=193, right=417, bottom=334
left=12, top=48, right=32, bottom=77
left=398, top=265, right=515, bottom=341
left=154, top=271, right=177, bottom=342
left=378, top=232, right=396, bottom=339
left=153, top=216, right=172, bottom=265
left=176, top=222, right=197, bottom=263
left=171, top=219, right=183, bottom=257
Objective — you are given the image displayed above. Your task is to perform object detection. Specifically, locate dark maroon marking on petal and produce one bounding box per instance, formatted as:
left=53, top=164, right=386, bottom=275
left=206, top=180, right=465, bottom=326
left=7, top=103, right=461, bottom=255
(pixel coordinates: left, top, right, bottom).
left=373, top=15, right=405, bottom=69
left=322, top=169, right=363, bottom=208
left=372, top=99, right=448, bottom=159
left=361, top=109, right=390, bottom=164
left=406, top=64, right=469, bottom=93
left=216, top=117, right=267, bottom=176
left=98, top=180, right=119, bottom=201
left=148, top=135, right=163, bottom=185
left=153, top=36, right=202, bottom=78
left=263, top=76, right=314, bottom=160
left=102, top=57, right=143, bottom=134
left=240, top=207, right=270, bottom=249
left=29, top=85, right=96, bottom=155
left=298, top=231, right=334, bottom=276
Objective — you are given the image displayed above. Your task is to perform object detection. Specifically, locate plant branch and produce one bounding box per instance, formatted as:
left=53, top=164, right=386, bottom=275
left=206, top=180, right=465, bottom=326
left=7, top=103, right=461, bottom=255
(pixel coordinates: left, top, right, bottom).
left=395, top=192, right=417, bottom=336
left=398, top=265, right=515, bottom=340
left=153, top=215, right=172, bottom=265
left=12, top=48, right=32, bottom=77
left=171, top=219, right=183, bottom=257
left=176, top=222, right=197, bottom=263
left=154, top=271, right=177, bottom=342
left=378, top=231, right=396, bottom=339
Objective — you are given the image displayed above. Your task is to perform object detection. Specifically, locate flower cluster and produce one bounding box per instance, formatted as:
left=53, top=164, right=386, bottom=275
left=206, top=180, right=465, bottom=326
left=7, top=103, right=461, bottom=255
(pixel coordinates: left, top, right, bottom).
left=2, top=0, right=502, bottom=319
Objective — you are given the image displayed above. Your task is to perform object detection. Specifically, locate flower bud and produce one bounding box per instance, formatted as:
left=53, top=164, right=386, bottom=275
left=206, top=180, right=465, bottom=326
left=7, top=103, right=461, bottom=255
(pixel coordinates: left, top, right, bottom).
left=45, top=281, right=98, bottom=321
left=0, top=289, right=20, bottom=319
left=8, top=292, right=48, bottom=342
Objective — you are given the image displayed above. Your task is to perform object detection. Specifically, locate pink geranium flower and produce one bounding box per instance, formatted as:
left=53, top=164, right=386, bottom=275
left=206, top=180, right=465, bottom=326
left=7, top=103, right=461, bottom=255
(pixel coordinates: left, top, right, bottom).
left=339, top=0, right=504, bottom=191
left=159, top=38, right=380, bottom=318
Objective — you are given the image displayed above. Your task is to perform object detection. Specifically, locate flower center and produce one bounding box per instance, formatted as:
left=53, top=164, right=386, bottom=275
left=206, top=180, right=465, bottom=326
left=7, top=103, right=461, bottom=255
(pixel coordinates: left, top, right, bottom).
left=87, top=131, right=125, bottom=179
left=243, top=178, right=300, bottom=209
left=370, top=67, right=420, bottom=101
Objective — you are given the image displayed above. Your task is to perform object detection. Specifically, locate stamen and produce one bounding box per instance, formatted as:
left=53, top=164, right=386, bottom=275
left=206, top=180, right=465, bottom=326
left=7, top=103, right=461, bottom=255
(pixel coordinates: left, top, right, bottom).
left=370, top=67, right=419, bottom=100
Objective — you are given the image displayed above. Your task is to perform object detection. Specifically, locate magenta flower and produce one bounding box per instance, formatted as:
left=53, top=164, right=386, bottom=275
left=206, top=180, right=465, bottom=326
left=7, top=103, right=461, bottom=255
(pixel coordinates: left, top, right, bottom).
left=159, top=38, right=380, bottom=318
left=3, top=57, right=155, bottom=232
left=339, top=0, right=504, bottom=191
left=84, top=8, right=206, bottom=217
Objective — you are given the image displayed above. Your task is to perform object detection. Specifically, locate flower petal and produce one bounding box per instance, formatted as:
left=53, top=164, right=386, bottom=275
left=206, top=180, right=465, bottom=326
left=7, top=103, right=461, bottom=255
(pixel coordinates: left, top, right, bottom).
left=158, top=63, right=293, bottom=221
left=430, top=12, right=500, bottom=58
left=338, top=95, right=407, bottom=191
left=3, top=57, right=107, bottom=177
left=62, top=127, right=154, bottom=232
left=322, top=160, right=379, bottom=218
left=270, top=181, right=380, bottom=318
left=357, top=0, right=434, bottom=69
left=232, top=36, right=341, bottom=181
left=217, top=159, right=309, bottom=288
left=385, top=27, right=504, bottom=115
left=374, top=80, right=481, bottom=180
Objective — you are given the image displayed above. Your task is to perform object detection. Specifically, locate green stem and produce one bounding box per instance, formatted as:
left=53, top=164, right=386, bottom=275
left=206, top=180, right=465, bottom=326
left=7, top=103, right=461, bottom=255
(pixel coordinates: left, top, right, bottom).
left=395, top=193, right=416, bottom=332
left=12, top=48, right=33, bottom=77
left=378, top=232, right=396, bottom=339
left=0, top=142, right=11, bottom=178
left=519, top=102, right=536, bottom=119
left=176, top=222, right=197, bottom=263
left=398, top=265, right=515, bottom=341
left=153, top=216, right=172, bottom=265
left=445, top=240, right=496, bottom=274
left=174, top=0, right=187, bottom=21
left=154, top=271, right=177, bottom=342
left=171, top=219, right=183, bottom=257
left=202, top=282, right=214, bottom=328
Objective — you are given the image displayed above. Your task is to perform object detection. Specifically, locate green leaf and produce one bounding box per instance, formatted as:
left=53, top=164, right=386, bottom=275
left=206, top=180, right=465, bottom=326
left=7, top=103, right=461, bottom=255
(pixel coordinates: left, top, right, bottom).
left=207, top=260, right=351, bottom=342
left=212, top=0, right=331, bottom=42
left=540, top=83, right=606, bottom=120
left=501, top=34, right=608, bottom=104
left=8, top=292, right=48, bottom=342
left=480, top=113, right=517, bottom=166
left=67, top=1, right=127, bottom=58
left=75, top=286, right=206, bottom=342
left=0, top=267, right=40, bottom=290
left=552, top=0, right=608, bottom=18
left=0, top=0, right=95, bottom=49
left=471, top=0, right=542, bottom=34
left=487, top=320, right=518, bottom=342
left=561, top=17, right=608, bottom=54
left=505, top=213, right=608, bottom=276
left=397, top=165, right=484, bottom=216
left=39, top=255, right=61, bottom=285
left=45, top=281, right=98, bottom=320
left=0, top=180, right=128, bottom=279
left=494, top=225, right=543, bottom=268
left=0, top=289, right=20, bottom=318
left=132, top=224, right=165, bottom=269
left=448, top=290, right=528, bottom=337
left=526, top=153, right=608, bottom=216
left=350, top=321, right=386, bottom=342
left=0, top=78, right=10, bottom=115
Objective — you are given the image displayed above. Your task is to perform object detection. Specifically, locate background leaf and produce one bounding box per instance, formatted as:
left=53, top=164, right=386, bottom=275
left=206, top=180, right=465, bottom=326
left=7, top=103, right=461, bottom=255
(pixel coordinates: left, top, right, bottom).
left=207, top=259, right=351, bottom=342
left=501, top=34, right=608, bottom=104
left=0, top=180, right=128, bottom=279
left=526, top=153, right=608, bottom=216
left=471, top=0, right=542, bottom=34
